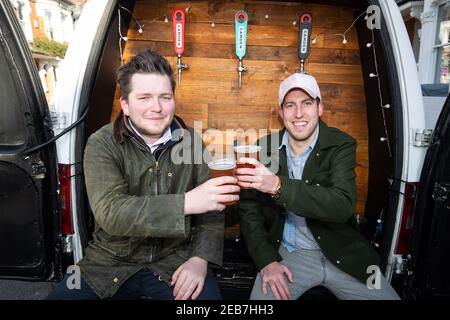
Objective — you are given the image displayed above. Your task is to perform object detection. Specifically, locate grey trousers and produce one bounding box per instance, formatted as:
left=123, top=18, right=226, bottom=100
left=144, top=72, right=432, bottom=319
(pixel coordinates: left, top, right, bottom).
left=251, top=246, right=400, bottom=300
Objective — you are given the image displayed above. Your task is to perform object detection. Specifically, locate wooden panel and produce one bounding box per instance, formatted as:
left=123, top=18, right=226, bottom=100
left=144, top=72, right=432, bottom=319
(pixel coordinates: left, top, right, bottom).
left=126, top=41, right=362, bottom=65
left=118, top=0, right=369, bottom=216
left=133, top=1, right=356, bottom=28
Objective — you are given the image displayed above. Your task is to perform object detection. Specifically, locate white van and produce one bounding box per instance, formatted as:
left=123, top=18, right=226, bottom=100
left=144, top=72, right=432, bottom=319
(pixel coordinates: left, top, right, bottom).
left=0, top=0, right=448, bottom=299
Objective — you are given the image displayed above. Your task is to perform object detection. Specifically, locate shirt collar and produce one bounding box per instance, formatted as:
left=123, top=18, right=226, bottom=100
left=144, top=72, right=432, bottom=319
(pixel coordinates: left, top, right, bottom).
left=278, top=124, right=320, bottom=155
left=128, top=118, right=172, bottom=152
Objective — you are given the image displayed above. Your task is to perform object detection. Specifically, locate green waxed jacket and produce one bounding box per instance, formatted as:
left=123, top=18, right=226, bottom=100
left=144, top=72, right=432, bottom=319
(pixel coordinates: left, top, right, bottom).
left=78, top=114, right=223, bottom=299
left=238, top=119, right=379, bottom=284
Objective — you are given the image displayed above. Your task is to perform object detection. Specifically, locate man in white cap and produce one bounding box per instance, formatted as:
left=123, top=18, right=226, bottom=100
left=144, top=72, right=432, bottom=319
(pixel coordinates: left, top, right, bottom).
left=237, top=73, right=399, bottom=300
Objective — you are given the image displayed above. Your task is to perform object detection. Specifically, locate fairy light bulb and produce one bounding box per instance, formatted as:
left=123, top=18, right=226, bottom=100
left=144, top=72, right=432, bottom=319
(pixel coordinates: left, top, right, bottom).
left=369, top=73, right=378, bottom=78
left=265, top=14, right=269, bottom=19
left=366, top=42, right=373, bottom=48
left=164, top=15, right=168, bottom=23
left=211, top=20, right=215, bottom=28
left=383, top=104, right=391, bottom=109
left=138, top=27, right=143, bottom=34
left=342, top=36, right=347, bottom=44
left=292, top=20, right=297, bottom=26
left=312, top=36, right=317, bottom=44
left=122, top=36, right=128, bottom=42
left=185, top=5, right=191, bottom=12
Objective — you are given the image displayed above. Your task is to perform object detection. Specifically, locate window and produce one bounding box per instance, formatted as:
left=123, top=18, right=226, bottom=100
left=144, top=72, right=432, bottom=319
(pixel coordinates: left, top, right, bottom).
left=44, top=10, right=54, bottom=39
left=435, top=3, right=450, bottom=83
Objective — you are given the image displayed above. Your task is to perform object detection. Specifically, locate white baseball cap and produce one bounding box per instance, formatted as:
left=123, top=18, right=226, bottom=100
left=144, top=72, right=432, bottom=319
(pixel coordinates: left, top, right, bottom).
left=278, top=73, right=322, bottom=106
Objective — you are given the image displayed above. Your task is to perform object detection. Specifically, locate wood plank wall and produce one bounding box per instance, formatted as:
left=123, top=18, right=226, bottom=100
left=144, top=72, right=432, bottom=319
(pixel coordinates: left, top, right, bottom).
left=111, top=0, right=368, bottom=219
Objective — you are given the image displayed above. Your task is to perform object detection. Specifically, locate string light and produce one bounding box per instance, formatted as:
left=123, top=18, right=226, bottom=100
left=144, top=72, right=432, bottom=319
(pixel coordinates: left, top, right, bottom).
left=211, top=19, right=215, bottom=28
left=185, top=5, right=191, bottom=12
left=264, top=5, right=274, bottom=19
left=368, top=24, right=392, bottom=158
left=164, top=15, right=169, bottom=23
left=119, top=5, right=144, bottom=35
left=311, top=10, right=367, bottom=46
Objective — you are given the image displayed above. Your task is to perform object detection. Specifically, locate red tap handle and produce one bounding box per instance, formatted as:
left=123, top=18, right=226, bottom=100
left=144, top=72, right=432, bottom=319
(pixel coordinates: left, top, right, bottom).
left=172, top=8, right=186, bottom=55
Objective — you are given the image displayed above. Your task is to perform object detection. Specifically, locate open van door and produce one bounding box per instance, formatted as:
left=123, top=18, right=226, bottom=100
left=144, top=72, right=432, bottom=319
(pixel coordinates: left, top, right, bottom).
left=407, top=93, right=450, bottom=299
left=0, top=1, right=62, bottom=280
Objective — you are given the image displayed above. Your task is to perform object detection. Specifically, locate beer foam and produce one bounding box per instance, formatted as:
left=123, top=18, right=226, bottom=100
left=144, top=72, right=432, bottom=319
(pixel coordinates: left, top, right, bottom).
left=208, top=158, right=236, bottom=170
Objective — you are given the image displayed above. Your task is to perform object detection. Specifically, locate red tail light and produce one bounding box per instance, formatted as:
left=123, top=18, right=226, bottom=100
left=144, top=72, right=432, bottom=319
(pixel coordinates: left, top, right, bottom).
left=395, top=182, right=418, bottom=254
left=58, top=164, right=73, bottom=235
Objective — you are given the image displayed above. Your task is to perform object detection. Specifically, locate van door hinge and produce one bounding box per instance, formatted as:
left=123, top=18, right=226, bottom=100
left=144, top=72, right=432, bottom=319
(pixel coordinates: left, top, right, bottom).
left=432, top=182, right=450, bottom=202
left=31, top=161, right=46, bottom=179
left=412, top=129, right=433, bottom=147
left=63, top=235, right=73, bottom=253
left=50, top=111, right=70, bottom=130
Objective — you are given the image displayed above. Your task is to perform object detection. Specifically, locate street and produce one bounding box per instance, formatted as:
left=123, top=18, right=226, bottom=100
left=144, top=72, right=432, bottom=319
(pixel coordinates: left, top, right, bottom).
left=0, top=280, right=56, bottom=300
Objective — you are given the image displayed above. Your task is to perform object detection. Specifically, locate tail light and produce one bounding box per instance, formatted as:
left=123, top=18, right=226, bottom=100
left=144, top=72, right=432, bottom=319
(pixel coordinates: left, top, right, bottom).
left=395, top=182, right=418, bottom=254
left=58, top=164, right=73, bottom=235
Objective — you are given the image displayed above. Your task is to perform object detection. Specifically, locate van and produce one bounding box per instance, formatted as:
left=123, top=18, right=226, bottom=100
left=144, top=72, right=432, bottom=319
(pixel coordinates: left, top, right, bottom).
left=0, top=0, right=449, bottom=300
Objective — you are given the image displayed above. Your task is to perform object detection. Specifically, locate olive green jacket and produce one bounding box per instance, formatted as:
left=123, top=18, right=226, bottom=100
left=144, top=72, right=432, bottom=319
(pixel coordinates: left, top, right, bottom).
left=238, top=119, right=379, bottom=284
left=78, top=114, right=223, bottom=299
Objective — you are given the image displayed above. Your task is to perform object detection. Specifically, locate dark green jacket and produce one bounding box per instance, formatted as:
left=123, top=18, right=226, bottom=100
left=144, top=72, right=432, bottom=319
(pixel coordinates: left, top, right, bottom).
left=79, top=114, right=223, bottom=299
left=238, top=119, right=379, bottom=284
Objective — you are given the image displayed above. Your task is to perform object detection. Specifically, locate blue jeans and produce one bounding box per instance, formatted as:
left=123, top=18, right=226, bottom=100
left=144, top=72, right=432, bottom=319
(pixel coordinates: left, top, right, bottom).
left=47, top=268, right=222, bottom=300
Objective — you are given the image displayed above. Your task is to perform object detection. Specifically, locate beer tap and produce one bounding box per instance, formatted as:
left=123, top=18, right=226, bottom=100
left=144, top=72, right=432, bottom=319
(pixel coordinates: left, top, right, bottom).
left=235, top=10, right=248, bottom=88
left=172, top=8, right=188, bottom=84
left=297, top=13, right=312, bottom=73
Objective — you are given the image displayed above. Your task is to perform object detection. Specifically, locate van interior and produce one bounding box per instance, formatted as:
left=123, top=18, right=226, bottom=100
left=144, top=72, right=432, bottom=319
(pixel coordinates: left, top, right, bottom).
left=72, top=0, right=405, bottom=299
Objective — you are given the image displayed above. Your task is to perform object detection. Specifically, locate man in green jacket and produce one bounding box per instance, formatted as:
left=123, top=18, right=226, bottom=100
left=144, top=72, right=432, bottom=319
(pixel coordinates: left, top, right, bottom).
left=48, top=50, right=239, bottom=300
left=237, top=72, right=399, bottom=300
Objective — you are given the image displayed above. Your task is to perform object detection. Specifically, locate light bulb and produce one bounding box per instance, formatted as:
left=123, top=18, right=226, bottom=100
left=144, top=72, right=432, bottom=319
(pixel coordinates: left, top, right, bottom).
left=292, top=20, right=297, bottom=26
left=366, top=42, right=373, bottom=48
left=342, top=36, right=347, bottom=44
left=380, top=137, right=387, bottom=141
left=122, top=36, right=128, bottom=42
left=369, top=73, right=378, bottom=78
left=185, top=5, right=191, bottom=12
left=265, top=14, right=269, bottom=19
left=211, top=21, right=215, bottom=27
left=164, top=16, right=168, bottom=23
left=138, top=27, right=143, bottom=34
left=312, top=36, right=317, bottom=44
left=383, top=104, right=391, bottom=109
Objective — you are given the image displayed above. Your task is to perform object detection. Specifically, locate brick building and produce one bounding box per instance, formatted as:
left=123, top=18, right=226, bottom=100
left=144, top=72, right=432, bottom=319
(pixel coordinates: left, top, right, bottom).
left=9, top=0, right=85, bottom=107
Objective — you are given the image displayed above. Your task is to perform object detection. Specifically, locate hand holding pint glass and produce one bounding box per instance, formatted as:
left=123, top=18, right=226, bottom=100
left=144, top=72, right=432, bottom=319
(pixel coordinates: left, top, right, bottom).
left=235, top=145, right=280, bottom=194
left=234, top=145, right=261, bottom=189
left=208, top=157, right=239, bottom=206
left=184, top=157, right=240, bottom=214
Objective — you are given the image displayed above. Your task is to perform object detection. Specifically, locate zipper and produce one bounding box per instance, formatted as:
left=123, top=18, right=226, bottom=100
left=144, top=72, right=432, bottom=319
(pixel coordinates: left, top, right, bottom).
left=149, top=148, right=169, bottom=263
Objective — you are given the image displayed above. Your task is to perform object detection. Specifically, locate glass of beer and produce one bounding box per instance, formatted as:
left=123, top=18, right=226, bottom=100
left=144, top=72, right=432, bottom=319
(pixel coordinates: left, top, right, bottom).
left=234, top=145, right=261, bottom=189
left=208, top=157, right=238, bottom=206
